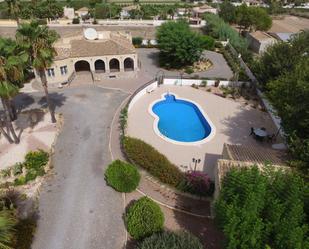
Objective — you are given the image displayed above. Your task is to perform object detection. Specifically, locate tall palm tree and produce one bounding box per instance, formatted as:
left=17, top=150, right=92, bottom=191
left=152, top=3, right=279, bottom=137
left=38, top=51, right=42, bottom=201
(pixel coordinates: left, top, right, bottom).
left=0, top=210, right=17, bottom=249
left=5, top=0, right=21, bottom=26
left=0, top=38, right=26, bottom=144
left=16, top=21, right=59, bottom=123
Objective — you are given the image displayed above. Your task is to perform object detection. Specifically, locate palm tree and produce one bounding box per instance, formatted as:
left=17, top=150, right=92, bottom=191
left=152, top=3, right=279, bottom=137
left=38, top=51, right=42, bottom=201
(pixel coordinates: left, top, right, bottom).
left=0, top=38, right=27, bottom=144
left=0, top=210, right=17, bottom=249
left=16, top=21, right=59, bottom=123
left=5, top=0, right=21, bottom=26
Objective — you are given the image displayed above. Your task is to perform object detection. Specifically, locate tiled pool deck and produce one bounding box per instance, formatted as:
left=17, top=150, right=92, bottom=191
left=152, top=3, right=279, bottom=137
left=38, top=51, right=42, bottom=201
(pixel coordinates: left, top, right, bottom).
left=127, top=85, right=280, bottom=179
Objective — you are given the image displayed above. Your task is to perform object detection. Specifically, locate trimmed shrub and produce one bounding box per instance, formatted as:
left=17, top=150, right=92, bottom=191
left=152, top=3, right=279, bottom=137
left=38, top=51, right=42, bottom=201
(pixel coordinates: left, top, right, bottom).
left=126, top=197, right=164, bottom=240
left=122, top=137, right=184, bottom=187
left=137, top=231, right=203, bottom=249
left=105, top=160, right=140, bottom=193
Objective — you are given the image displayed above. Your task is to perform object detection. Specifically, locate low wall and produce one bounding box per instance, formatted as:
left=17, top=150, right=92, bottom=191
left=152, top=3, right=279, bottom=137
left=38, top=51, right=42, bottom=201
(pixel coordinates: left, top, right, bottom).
left=128, top=80, right=158, bottom=111
left=127, top=77, right=249, bottom=111
left=163, top=78, right=249, bottom=87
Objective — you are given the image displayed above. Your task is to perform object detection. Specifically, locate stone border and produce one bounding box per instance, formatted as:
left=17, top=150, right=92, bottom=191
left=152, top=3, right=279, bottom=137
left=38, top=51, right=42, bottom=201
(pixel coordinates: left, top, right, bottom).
left=148, top=92, right=216, bottom=146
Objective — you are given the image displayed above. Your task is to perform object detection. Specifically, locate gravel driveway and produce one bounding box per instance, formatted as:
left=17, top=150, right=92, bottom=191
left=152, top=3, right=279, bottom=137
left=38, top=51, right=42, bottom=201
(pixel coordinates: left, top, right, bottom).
left=137, top=48, right=233, bottom=79
left=15, top=86, right=128, bottom=249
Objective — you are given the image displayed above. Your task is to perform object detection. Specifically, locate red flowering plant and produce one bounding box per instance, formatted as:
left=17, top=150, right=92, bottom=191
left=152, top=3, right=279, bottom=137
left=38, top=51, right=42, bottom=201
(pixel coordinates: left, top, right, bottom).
left=181, top=170, right=215, bottom=197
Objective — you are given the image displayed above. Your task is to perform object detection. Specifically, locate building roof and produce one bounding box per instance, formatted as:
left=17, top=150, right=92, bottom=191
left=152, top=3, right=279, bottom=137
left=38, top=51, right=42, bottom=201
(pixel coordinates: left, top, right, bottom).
left=54, top=32, right=135, bottom=60
left=223, top=143, right=287, bottom=166
left=248, top=31, right=276, bottom=41
left=270, top=32, right=295, bottom=42
left=122, top=5, right=139, bottom=11
left=76, top=7, right=89, bottom=12
left=193, top=4, right=216, bottom=13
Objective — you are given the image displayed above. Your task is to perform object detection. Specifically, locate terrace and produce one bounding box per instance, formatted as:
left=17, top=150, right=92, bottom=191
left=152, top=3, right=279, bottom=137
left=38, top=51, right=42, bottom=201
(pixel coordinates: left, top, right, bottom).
left=127, top=84, right=282, bottom=179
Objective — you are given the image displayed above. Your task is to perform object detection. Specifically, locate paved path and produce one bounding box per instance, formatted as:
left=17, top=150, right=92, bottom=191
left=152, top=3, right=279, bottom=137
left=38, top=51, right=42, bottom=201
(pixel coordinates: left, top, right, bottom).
left=15, top=86, right=128, bottom=249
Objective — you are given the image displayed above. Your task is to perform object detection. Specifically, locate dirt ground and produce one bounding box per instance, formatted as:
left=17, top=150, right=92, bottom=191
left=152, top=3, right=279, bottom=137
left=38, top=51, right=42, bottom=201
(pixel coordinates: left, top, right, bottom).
left=269, top=15, right=309, bottom=33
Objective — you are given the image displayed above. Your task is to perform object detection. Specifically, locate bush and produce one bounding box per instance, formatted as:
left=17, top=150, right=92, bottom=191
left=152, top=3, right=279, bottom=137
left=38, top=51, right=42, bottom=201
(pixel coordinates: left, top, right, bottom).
left=179, top=171, right=214, bottom=197
left=105, top=160, right=140, bottom=193
left=123, top=137, right=184, bottom=187
left=132, top=37, right=143, bottom=48
left=14, top=176, right=26, bottom=186
left=137, top=231, right=203, bottom=249
left=185, top=67, right=194, bottom=74
left=12, top=163, right=23, bottom=176
left=72, top=17, right=80, bottom=24
left=125, top=197, right=164, bottom=240
left=24, top=150, right=49, bottom=172
left=201, top=35, right=215, bottom=51
left=36, top=19, right=47, bottom=25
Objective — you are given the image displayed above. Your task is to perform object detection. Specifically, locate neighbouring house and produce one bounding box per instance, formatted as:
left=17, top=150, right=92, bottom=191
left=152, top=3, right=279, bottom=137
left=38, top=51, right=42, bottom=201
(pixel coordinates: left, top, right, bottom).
left=246, top=31, right=277, bottom=54
left=120, top=5, right=139, bottom=19
left=244, top=0, right=261, bottom=6
left=63, top=6, right=75, bottom=19
left=214, top=143, right=288, bottom=198
left=192, top=4, right=217, bottom=17
left=75, top=7, right=89, bottom=18
left=176, top=8, right=187, bottom=17
left=34, top=29, right=139, bottom=87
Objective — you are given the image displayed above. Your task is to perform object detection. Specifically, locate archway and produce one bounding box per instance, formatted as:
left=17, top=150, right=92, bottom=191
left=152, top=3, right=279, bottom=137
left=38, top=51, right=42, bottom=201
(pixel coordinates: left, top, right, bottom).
left=95, top=59, right=105, bottom=73
left=124, top=58, right=134, bottom=71
left=109, top=58, right=120, bottom=72
left=74, top=60, right=90, bottom=72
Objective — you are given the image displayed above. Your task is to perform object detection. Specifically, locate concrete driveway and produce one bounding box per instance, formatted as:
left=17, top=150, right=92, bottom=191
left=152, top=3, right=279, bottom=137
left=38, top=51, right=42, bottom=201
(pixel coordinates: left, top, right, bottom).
left=15, top=86, right=128, bottom=249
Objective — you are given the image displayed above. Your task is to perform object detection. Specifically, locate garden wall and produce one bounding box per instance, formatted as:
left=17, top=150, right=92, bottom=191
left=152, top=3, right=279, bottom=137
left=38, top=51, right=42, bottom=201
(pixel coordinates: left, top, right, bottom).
left=163, top=78, right=248, bottom=87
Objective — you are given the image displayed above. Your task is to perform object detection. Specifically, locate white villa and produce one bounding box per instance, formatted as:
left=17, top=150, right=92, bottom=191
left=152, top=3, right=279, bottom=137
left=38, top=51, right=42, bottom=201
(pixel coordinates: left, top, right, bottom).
left=34, top=29, right=139, bottom=86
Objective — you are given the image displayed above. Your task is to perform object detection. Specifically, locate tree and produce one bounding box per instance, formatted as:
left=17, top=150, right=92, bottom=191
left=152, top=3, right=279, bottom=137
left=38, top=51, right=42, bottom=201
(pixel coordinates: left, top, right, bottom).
left=5, top=0, right=21, bottom=25
left=0, top=38, right=27, bottom=144
left=253, top=31, right=309, bottom=86
left=267, top=58, right=309, bottom=179
left=215, top=166, right=309, bottom=249
left=156, top=20, right=204, bottom=68
left=236, top=5, right=272, bottom=32
left=0, top=210, right=17, bottom=249
left=34, top=0, right=63, bottom=21
left=219, top=0, right=236, bottom=24
left=16, top=21, right=59, bottom=123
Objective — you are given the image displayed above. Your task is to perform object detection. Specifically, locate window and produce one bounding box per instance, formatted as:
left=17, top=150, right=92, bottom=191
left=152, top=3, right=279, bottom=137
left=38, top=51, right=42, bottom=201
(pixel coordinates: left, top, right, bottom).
left=47, top=68, right=55, bottom=77
left=60, top=65, right=68, bottom=75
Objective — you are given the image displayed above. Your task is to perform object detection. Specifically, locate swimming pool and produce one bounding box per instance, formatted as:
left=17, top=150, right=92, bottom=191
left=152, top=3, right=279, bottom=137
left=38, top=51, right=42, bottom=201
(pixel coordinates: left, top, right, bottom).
left=151, top=93, right=213, bottom=143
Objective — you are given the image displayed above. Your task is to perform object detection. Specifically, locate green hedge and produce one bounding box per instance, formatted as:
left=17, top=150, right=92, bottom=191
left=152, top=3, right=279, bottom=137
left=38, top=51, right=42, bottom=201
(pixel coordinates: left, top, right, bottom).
left=105, top=160, right=140, bottom=193
left=122, top=136, right=184, bottom=187
left=137, top=231, right=203, bottom=249
left=125, top=197, right=164, bottom=240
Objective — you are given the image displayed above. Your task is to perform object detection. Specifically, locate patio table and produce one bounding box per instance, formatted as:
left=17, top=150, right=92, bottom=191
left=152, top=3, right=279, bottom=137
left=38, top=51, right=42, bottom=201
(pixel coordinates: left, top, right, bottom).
left=254, top=128, right=267, bottom=137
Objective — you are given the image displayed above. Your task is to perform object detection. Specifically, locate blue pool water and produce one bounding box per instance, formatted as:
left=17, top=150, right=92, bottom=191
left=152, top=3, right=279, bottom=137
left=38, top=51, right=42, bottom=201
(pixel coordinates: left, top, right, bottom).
left=152, top=94, right=212, bottom=142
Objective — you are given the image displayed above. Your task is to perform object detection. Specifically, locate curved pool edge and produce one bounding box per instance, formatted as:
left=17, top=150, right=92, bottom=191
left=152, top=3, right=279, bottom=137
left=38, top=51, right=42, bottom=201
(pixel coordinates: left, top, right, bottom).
left=148, top=92, right=216, bottom=146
